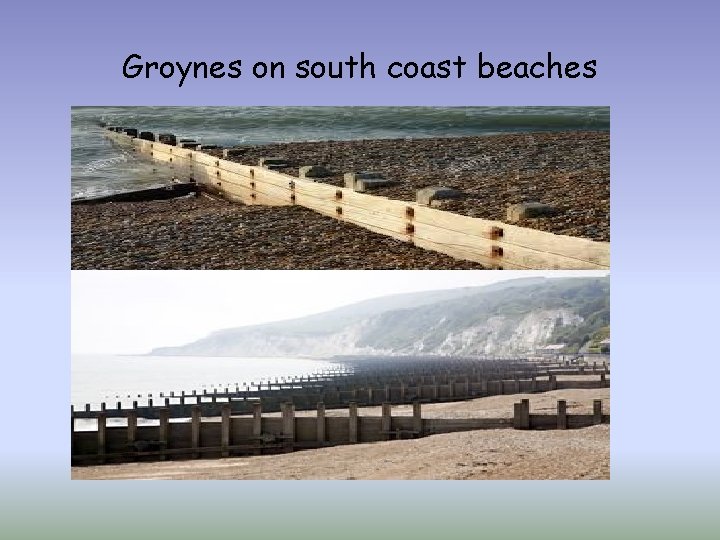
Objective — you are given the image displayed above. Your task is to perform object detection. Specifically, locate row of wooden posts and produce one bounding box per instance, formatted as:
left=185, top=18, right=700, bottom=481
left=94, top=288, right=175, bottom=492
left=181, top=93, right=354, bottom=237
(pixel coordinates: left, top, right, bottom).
left=71, top=356, right=608, bottom=415
left=71, top=398, right=609, bottom=465
left=72, top=369, right=609, bottom=420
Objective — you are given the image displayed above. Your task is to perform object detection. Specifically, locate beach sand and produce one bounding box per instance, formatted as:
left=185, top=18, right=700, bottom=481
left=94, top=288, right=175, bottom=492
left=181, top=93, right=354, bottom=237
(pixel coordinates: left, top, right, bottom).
left=72, top=388, right=609, bottom=480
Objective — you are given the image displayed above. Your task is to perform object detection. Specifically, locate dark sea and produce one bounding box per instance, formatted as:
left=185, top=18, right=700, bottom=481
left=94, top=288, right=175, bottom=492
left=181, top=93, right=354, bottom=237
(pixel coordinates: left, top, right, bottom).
left=71, top=106, right=609, bottom=199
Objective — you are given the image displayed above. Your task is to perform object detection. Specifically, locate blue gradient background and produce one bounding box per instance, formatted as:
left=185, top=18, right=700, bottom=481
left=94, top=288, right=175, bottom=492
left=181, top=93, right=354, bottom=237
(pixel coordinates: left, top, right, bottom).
left=2, top=0, right=719, bottom=537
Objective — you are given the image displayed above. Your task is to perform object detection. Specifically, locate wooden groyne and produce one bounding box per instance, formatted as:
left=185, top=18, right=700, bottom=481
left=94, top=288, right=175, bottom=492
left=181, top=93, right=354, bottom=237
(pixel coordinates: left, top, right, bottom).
left=71, top=398, right=609, bottom=465
left=72, top=356, right=610, bottom=421
left=102, top=127, right=610, bottom=269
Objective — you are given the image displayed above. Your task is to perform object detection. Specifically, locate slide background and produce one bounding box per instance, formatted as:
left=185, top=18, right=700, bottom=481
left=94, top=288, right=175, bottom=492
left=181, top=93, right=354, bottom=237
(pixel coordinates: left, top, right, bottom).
left=1, top=0, right=719, bottom=537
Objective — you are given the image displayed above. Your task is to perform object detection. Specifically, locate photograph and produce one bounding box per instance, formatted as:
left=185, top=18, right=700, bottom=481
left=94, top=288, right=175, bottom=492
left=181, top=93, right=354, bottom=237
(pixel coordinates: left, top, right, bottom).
left=71, top=270, right=610, bottom=480
left=71, top=106, right=609, bottom=270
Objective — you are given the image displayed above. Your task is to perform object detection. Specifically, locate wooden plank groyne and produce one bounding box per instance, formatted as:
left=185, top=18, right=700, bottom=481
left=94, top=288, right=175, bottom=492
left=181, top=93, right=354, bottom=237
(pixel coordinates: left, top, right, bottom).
left=71, top=398, right=609, bottom=465
left=72, top=357, right=610, bottom=420
left=101, top=127, right=610, bottom=270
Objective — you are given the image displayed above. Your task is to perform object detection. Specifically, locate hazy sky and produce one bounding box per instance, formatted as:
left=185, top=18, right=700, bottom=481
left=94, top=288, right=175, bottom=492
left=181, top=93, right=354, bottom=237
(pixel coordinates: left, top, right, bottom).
left=72, top=270, right=608, bottom=354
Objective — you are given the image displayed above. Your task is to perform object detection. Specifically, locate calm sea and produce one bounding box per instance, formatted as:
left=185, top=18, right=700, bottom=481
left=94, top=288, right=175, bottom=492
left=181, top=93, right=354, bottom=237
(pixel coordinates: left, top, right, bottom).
left=71, top=354, right=341, bottom=410
left=71, top=106, right=609, bottom=199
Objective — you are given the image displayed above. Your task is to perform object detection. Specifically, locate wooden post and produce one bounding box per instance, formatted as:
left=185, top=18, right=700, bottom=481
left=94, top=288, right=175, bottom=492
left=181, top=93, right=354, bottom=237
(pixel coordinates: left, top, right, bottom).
left=316, top=402, right=326, bottom=443
left=381, top=402, right=392, bottom=441
left=282, top=402, right=295, bottom=447
left=412, top=401, right=422, bottom=437
left=191, top=406, right=201, bottom=459
left=127, top=410, right=137, bottom=455
left=512, top=399, right=531, bottom=429
left=158, top=408, right=169, bottom=461
left=557, top=400, right=567, bottom=429
left=70, top=406, right=75, bottom=461
left=348, top=401, right=358, bottom=443
left=367, top=387, right=374, bottom=405
left=221, top=403, right=231, bottom=457
left=600, top=373, right=607, bottom=386
left=513, top=403, right=523, bottom=429
left=448, top=380, right=455, bottom=398
left=549, top=374, right=558, bottom=391
left=399, top=381, right=406, bottom=401
left=593, top=400, right=603, bottom=425
left=97, top=412, right=107, bottom=463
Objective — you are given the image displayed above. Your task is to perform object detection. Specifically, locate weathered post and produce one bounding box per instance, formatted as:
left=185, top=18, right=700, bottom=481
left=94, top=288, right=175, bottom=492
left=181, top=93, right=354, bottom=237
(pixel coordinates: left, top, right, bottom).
left=600, top=373, right=607, bottom=387
left=127, top=410, right=138, bottom=454
left=97, top=412, right=107, bottom=463
left=282, top=402, right=295, bottom=448
left=557, top=400, right=567, bottom=429
left=593, top=400, right=603, bottom=425
left=381, top=402, right=392, bottom=441
left=549, top=374, right=558, bottom=391
left=317, top=401, right=325, bottom=445
left=252, top=402, right=262, bottom=439
left=70, top=406, right=75, bottom=461
left=221, top=403, right=231, bottom=457
left=349, top=401, right=359, bottom=443
left=513, top=399, right=531, bottom=430
left=158, top=408, right=169, bottom=461
left=412, top=401, right=422, bottom=437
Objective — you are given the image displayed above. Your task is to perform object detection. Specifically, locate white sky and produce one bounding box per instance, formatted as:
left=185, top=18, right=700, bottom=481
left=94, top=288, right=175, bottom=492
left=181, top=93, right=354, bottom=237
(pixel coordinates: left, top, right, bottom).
left=71, top=270, right=608, bottom=354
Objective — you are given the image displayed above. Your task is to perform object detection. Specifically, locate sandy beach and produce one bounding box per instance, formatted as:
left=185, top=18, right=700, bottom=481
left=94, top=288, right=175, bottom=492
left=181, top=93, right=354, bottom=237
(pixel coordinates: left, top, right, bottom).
left=72, top=388, right=609, bottom=480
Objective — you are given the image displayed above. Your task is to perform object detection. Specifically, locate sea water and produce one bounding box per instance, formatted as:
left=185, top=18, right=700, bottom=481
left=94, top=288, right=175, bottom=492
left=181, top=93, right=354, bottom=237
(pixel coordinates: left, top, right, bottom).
left=71, top=353, right=341, bottom=409
left=71, top=106, right=609, bottom=199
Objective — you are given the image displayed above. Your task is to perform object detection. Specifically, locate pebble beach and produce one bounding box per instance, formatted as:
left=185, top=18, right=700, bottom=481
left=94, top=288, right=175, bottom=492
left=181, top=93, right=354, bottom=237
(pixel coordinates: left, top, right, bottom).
left=211, top=131, right=610, bottom=242
left=71, top=196, right=485, bottom=269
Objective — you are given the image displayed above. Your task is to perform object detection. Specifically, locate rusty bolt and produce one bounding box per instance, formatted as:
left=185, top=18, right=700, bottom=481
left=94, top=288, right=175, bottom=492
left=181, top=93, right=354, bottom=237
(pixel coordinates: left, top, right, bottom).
left=492, top=246, right=504, bottom=257
left=491, top=226, right=504, bottom=240
left=406, top=223, right=415, bottom=234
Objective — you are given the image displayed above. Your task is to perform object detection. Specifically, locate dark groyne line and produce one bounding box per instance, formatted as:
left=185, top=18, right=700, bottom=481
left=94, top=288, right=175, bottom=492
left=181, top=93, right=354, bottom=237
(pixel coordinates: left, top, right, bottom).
left=72, top=358, right=610, bottom=421
left=71, top=397, right=609, bottom=465
left=71, top=182, right=199, bottom=205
